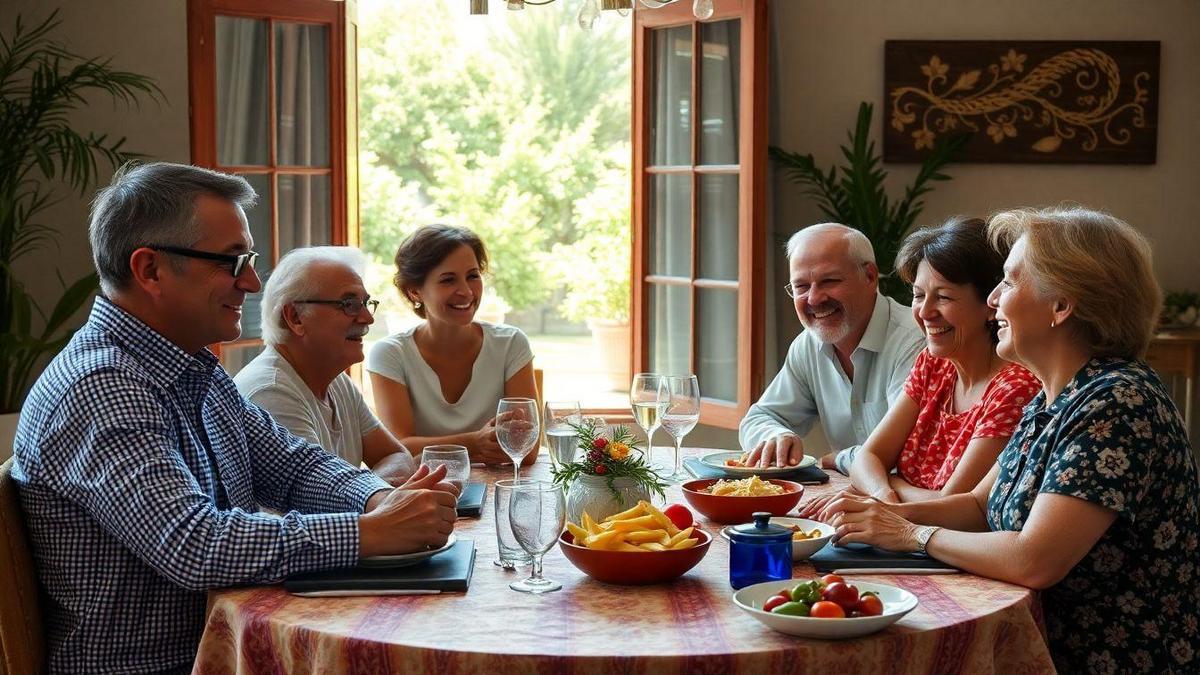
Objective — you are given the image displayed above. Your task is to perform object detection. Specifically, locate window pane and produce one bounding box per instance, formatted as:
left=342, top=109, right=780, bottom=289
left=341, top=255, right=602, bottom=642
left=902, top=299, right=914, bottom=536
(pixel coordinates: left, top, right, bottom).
left=697, top=173, right=738, bottom=281
left=650, top=26, right=691, bottom=167
left=696, top=288, right=737, bottom=402
left=649, top=283, right=690, bottom=376
left=277, top=174, right=331, bottom=251
left=215, top=17, right=269, bottom=166
left=220, top=343, right=265, bottom=377
left=238, top=173, right=273, bottom=340
left=698, top=20, right=739, bottom=166
left=649, top=174, right=691, bottom=277
left=275, top=22, right=330, bottom=167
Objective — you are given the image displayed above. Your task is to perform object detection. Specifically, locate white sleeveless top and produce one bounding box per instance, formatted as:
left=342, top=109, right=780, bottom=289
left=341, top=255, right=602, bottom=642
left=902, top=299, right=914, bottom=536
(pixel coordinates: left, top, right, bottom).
left=364, top=322, right=534, bottom=437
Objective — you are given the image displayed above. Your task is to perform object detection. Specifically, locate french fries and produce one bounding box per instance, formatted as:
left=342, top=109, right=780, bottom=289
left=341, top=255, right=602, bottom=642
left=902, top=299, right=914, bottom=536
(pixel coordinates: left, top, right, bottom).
left=565, top=501, right=701, bottom=552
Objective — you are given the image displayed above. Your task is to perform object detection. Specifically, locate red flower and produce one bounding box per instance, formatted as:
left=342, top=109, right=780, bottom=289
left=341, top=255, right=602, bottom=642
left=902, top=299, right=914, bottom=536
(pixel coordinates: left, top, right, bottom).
left=592, top=438, right=609, bottom=450
left=594, top=464, right=608, bottom=475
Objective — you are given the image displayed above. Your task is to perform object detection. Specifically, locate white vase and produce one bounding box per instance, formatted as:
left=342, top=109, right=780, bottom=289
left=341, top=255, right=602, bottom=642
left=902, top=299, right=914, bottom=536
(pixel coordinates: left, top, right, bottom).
left=0, top=412, right=19, bottom=463
left=566, top=474, right=651, bottom=525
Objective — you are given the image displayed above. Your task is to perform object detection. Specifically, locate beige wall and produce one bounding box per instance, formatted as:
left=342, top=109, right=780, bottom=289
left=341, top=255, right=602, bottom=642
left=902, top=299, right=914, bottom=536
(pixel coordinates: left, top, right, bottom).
left=766, top=0, right=1200, bottom=448
left=0, top=0, right=190, bottom=333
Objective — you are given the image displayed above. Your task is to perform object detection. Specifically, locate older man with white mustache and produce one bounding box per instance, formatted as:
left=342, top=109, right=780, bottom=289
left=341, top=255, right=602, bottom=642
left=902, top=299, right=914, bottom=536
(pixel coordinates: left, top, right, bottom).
left=235, top=246, right=417, bottom=484
left=739, top=223, right=925, bottom=472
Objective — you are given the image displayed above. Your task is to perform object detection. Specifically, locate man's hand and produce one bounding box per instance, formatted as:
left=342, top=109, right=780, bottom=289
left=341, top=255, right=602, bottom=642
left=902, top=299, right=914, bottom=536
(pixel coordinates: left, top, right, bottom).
left=818, top=451, right=839, bottom=470
left=744, top=433, right=805, bottom=468
left=359, top=464, right=459, bottom=557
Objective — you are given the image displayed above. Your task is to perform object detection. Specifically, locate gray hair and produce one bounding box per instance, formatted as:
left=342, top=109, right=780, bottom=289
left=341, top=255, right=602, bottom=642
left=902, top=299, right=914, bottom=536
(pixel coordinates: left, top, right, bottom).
left=89, top=162, right=257, bottom=295
left=785, top=222, right=877, bottom=268
left=260, top=246, right=368, bottom=346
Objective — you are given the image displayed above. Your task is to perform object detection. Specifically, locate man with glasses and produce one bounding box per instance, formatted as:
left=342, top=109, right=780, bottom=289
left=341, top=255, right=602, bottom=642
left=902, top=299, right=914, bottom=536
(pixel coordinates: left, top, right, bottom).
left=235, top=246, right=417, bottom=485
left=12, top=162, right=458, bottom=673
left=739, top=223, right=924, bottom=473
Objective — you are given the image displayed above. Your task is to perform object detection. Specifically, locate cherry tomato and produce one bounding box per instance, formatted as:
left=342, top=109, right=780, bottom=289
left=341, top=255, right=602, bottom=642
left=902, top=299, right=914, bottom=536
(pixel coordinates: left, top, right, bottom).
left=809, top=601, right=846, bottom=619
left=762, top=593, right=790, bottom=613
left=819, top=574, right=845, bottom=586
left=663, top=504, right=694, bottom=530
left=856, top=593, right=884, bottom=616
left=821, top=582, right=860, bottom=610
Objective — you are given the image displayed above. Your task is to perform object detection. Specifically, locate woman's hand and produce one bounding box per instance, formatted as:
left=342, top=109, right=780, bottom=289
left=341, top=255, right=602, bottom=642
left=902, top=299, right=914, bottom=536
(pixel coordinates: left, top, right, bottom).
left=797, top=487, right=861, bottom=521
left=825, top=493, right=921, bottom=552
left=470, top=417, right=510, bottom=466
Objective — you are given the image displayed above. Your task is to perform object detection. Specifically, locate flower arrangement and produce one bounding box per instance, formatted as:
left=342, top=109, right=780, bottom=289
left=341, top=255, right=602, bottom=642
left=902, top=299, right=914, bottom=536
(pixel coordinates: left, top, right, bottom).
left=551, top=417, right=666, bottom=502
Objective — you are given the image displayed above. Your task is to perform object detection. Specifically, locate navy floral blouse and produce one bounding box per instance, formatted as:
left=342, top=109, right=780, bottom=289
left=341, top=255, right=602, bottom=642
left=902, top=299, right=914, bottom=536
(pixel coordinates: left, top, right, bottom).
left=986, top=358, right=1200, bottom=674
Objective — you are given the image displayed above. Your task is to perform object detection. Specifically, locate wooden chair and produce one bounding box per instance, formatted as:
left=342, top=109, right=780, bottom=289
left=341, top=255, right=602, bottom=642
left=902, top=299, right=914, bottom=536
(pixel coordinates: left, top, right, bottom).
left=0, top=457, right=44, bottom=674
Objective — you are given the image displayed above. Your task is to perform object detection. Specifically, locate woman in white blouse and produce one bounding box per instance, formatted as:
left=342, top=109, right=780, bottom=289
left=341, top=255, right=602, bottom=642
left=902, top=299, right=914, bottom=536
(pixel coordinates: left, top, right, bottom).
left=366, top=224, right=539, bottom=466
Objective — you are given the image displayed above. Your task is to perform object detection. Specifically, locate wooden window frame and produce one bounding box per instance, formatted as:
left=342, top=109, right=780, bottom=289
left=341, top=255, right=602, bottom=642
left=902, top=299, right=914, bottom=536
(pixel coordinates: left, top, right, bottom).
left=186, top=0, right=355, bottom=358
left=631, top=0, right=767, bottom=429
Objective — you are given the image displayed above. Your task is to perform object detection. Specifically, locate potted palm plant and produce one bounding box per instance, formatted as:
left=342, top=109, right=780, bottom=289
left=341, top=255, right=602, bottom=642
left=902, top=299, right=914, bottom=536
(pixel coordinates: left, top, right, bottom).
left=769, top=102, right=966, bottom=303
left=0, top=11, right=161, bottom=445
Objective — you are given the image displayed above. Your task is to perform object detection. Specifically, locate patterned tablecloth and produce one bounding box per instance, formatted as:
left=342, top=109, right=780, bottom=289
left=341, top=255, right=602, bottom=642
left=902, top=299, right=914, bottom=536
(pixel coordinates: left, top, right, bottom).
left=194, top=449, right=1055, bottom=674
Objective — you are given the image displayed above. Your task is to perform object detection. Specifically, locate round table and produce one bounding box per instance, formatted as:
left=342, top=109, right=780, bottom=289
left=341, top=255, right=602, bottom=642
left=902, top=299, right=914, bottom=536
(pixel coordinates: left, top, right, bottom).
left=193, top=450, right=1055, bottom=674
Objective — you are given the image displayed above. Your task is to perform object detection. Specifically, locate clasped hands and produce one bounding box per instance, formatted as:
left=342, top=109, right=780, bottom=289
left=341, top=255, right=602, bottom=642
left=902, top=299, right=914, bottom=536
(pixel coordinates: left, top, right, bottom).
left=359, top=463, right=461, bottom=558
left=800, top=490, right=922, bottom=553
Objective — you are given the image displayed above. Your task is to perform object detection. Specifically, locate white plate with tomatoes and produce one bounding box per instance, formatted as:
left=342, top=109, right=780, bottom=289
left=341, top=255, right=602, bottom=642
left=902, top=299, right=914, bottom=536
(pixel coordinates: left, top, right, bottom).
left=732, top=576, right=918, bottom=639
left=701, top=451, right=817, bottom=475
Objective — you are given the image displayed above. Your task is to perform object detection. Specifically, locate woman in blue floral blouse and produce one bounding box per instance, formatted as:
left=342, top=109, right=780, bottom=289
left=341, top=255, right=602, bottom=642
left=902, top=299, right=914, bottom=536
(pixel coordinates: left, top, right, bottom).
left=824, top=206, right=1200, bottom=674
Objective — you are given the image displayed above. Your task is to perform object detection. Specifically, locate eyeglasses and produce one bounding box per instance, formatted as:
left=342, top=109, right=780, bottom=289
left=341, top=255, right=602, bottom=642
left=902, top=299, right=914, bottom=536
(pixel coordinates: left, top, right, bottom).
left=783, top=283, right=804, bottom=298
left=295, top=297, right=380, bottom=317
left=151, top=246, right=259, bottom=277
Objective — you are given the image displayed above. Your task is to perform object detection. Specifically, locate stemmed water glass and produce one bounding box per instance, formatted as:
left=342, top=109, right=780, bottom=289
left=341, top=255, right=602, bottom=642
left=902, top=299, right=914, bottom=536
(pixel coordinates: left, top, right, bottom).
left=544, top=401, right=583, bottom=469
left=630, top=373, right=666, bottom=466
left=496, top=397, right=540, bottom=482
left=661, top=374, right=700, bottom=482
left=419, top=445, right=471, bottom=492
left=508, top=481, right=566, bottom=594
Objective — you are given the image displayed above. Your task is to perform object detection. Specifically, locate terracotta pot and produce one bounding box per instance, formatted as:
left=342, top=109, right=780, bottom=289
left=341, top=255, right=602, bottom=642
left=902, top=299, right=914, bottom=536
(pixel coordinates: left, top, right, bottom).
left=587, top=319, right=631, bottom=391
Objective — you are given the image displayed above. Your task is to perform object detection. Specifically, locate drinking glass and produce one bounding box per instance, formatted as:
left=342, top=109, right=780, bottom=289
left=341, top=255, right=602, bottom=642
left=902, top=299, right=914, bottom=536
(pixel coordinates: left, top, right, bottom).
left=508, top=480, right=566, bottom=594
left=629, top=373, right=666, bottom=466
left=661, top=375, right=700, bottom=482
left=493, top=479, right=535, bottom=568
left=497, top=397, right=540, bottom=482
left=419, top=445, right=471, bottom=492
left=544, top=401, right=583, bottom=469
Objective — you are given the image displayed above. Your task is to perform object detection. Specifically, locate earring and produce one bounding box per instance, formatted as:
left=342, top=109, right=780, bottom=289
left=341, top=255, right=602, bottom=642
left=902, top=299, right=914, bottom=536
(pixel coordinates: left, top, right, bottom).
left=1049, top=320, right=1056, bottom=328
left=413, top=301, right=422, bottom=309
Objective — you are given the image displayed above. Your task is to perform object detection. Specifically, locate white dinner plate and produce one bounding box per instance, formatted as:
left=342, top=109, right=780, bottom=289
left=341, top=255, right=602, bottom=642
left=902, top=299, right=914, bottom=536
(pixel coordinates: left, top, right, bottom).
left=701, top=451, right=816, bottom=475
left=358, top=534, right=457, bottom=568
left=732, top=578, right=919, bottom=639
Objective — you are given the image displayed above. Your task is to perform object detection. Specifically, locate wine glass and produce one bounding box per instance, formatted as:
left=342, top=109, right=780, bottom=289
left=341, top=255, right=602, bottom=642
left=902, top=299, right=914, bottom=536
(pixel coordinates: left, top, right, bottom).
left=544, top=401, right=583, bottom=469
left=661, top=375, right=700, bottom=482
left=508, top=481, right=566, bottom=594
left=630, top=373, right=666, bottom=466
left=496, top=397, right=540, bottom=482
left=420, top=445, right=471, bottom=492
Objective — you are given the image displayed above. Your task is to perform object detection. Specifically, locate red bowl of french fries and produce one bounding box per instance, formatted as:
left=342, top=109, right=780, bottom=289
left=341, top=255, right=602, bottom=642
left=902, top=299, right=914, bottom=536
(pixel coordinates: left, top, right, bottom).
left=559, top=501, right=711, bottom=585
left=681, top=477, right=804, bottom=524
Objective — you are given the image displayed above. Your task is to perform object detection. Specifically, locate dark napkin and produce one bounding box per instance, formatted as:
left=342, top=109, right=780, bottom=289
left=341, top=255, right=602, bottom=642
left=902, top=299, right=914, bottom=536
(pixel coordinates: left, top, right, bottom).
left=456, top=481, right=487, bottom=518
left=284, top=539, right=477, bottom=595
left=809, top=541, right=956, bottom=571
left=683, top=456, right=830, bottom=484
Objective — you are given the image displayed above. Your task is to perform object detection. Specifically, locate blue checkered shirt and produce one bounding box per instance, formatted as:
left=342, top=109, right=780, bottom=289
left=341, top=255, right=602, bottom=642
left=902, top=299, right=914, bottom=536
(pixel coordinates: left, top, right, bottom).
left=12, top=297, right=390, bottom=673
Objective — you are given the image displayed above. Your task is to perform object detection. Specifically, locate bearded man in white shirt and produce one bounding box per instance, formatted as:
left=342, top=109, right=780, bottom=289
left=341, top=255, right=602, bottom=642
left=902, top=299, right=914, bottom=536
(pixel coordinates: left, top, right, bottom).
left=235, top=246, right=417, bottom=483
left=739, top=223, right=925, bottom=471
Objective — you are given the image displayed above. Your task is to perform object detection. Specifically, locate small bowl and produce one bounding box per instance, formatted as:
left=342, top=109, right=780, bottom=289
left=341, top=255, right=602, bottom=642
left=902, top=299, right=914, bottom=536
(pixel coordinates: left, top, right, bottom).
left=720, top=517, right=835, bottom=561
left=681, top=479, right=804, bottom=524
left=558, top=529, right=711, bottom=585
left=733, top=578, right=919, bottom=639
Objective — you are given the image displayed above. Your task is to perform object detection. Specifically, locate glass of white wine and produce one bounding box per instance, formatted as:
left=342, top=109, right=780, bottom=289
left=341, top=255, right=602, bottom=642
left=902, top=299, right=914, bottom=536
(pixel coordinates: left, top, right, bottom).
left=629, top=373, right=666, bottom=466
left=661, top=374, right=700, bottom=482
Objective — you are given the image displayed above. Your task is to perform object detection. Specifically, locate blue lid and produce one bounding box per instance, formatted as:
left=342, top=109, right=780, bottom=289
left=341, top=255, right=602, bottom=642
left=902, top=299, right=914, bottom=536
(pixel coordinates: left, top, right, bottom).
left=729, top=512, right=792, bottom=542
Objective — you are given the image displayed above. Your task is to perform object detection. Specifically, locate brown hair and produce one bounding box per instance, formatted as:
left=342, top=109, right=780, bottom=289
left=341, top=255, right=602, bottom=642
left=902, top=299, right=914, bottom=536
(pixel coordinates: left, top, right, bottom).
left=987, top=205, right=1161, bottom=360
left=392, top=224, right=489, bottom=318
left=896, top=216, right=1008, bottom=302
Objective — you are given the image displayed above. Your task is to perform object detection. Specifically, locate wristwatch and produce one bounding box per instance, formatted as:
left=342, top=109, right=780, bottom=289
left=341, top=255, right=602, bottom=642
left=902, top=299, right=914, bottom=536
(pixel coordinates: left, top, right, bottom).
left=914, top=525, right=941, bottom=555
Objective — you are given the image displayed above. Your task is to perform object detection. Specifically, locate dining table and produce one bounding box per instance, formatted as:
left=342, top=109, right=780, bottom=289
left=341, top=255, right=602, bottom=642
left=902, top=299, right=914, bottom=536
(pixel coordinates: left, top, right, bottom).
left=192, top=448, right=1055, bottom=674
